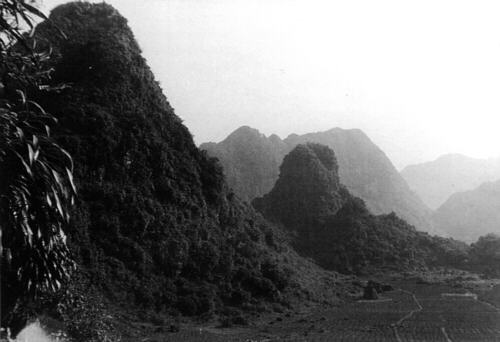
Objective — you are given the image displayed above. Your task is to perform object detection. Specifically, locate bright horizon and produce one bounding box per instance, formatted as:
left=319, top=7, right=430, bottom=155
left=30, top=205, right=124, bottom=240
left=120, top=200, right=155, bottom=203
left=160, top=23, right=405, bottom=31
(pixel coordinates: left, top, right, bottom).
left=41, top=0, right=500, bottom=169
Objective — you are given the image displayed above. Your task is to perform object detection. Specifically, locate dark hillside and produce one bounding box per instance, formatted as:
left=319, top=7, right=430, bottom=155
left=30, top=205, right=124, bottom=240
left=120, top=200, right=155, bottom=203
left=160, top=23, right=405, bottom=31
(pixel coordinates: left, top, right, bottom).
left=254, top=144, right=468, bottom=273
left=32, top=2, right=294, bottom=318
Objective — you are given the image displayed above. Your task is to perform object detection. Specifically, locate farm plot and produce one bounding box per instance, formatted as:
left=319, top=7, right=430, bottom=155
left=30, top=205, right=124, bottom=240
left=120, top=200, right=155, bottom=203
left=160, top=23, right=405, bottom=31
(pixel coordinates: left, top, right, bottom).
left=301, top=284, right=500, bottom=342
left=397, top=283, right=500, bottom=342
left=256, top=290, right=418, bottom=341
left=479, top=284, right=500, bottom=309
left=154, top=290, right=418, bottom=342
left=126, top=283, right=500, bottom=341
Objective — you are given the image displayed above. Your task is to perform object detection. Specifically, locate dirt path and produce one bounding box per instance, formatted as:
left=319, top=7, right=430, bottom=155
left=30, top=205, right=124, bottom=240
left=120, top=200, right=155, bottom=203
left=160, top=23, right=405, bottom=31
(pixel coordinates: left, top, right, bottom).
left=392, top=290, right=423, bottom=342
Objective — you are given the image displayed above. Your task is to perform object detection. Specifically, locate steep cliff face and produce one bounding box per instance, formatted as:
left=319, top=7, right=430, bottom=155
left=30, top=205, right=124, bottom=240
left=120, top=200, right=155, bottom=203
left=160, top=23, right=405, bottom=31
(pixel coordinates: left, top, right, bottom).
left=201, top=127, right=434, bottom=232
left=253, top=144, right=467, bottom=273
left=402, top=154, right=500, bottom=209
left=33, top=2, right=293, bottom=315
left=433, top=180, right=500, bottom=242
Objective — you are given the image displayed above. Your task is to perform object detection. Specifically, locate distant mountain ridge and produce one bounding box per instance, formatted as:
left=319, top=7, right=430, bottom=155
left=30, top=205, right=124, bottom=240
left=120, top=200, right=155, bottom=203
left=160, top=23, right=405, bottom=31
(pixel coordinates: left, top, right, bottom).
left=433, top=180, right=500, bottom=242
left=201, top=126, right=435, bottom=233
left=201, top=126, right=288, bottom=202
left=401, top=154, right=500, bottom=209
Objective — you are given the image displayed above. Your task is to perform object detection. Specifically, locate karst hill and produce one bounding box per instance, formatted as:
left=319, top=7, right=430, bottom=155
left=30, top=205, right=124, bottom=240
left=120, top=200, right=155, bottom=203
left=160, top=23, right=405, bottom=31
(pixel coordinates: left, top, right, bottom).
left=30, top=2, right=310, bottom=318
left=253, top=143, right=468, bottom=273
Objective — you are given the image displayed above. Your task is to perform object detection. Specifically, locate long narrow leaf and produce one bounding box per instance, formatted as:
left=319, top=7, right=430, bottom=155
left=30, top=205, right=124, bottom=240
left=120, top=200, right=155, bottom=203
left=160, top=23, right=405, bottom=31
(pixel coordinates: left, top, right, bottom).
left=19, top=2, right=48, bottom=20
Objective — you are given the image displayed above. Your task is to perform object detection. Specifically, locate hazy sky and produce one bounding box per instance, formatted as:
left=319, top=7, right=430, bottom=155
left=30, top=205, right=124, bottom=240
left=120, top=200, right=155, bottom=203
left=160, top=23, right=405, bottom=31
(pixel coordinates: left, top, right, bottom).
left=41, top=0, right=500, bottom=169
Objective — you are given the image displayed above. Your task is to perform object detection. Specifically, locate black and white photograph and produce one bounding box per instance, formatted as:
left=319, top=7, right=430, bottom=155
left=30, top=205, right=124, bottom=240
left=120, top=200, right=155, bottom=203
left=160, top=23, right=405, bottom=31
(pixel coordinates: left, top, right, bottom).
left=1, top=1, right=500, bottom=341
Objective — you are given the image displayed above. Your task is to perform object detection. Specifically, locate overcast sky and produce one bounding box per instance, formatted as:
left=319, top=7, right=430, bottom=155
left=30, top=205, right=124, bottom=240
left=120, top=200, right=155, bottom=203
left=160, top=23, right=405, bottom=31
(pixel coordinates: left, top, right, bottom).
left=41, top=0, right=500, bottom=169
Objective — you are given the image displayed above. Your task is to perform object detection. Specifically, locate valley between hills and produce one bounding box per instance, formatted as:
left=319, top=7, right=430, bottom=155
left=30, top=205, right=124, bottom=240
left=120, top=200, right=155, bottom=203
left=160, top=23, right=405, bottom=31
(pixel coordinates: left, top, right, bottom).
left=2, top=2, right=500, bottom=342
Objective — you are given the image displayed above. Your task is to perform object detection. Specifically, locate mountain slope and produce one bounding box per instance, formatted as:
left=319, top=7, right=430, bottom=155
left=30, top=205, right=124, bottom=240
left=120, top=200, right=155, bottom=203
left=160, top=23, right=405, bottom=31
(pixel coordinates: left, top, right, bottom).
left=401, top=154, right=500, bottom=209
left=284, top=129, right=433, bottom=232
left=201, top=126, right=288, bottom=202
left=201, top=127, right=434, bottom=232
left=31, top=2, right=302, bottom=318
left=433, top=180, right=500, bottom=242
left=253, top=143, right=467, bottom=273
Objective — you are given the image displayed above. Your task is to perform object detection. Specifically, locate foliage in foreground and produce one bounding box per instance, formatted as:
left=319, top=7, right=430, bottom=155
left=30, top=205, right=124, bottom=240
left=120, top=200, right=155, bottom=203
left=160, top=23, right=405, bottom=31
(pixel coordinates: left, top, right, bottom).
left=0, top=0, right=75, bottom=333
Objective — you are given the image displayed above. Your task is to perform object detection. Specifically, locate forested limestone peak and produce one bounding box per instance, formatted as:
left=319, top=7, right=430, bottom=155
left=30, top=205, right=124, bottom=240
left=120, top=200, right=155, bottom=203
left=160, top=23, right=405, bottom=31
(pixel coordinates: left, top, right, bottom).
left=254, top=144, right=468, bottom=273
left=29, top=2, right=294, bottom=321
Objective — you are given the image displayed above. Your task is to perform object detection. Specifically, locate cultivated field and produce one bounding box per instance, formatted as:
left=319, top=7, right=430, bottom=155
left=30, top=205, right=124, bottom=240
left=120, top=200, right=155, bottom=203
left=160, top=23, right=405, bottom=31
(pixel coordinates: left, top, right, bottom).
left=130, top=279, right=500, bottom=342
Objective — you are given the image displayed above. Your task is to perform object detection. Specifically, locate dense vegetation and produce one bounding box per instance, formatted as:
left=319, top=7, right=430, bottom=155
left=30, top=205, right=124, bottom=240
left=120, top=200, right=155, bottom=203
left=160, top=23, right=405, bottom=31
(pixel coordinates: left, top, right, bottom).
left=0, top=0, right=76, bottom=334
left=469, top=234, right=500, bottom=277
left=23, top=2, right=293, bottom=325
left=201, top=126, right=434, bottom=233
left=253, top=143, right=468, bottom=273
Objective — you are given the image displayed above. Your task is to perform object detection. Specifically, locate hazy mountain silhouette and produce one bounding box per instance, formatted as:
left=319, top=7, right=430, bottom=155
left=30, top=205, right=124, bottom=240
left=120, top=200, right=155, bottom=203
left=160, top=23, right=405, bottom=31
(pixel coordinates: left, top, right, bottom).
left=201, top=126, right=288, bottom=202
left=401, top=154, right=500, bottom=209
left=253, top=143, right=467, bottom=273
left=201, top=127, right=434, bottom=232
left=433, top=180, right=500, bottom=242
